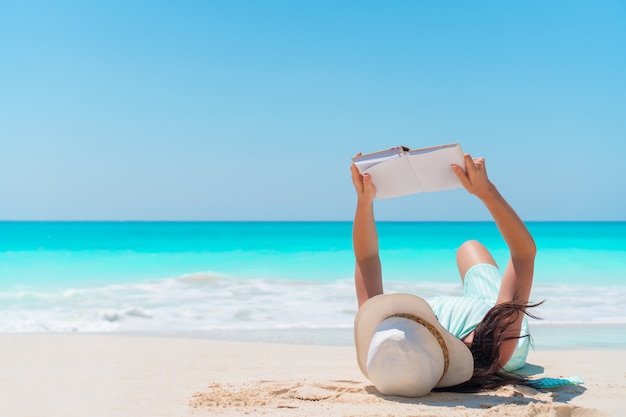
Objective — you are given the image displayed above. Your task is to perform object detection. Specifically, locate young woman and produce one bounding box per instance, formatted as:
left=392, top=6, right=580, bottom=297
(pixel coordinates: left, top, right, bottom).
left=351, top=153, right=538, bottom=391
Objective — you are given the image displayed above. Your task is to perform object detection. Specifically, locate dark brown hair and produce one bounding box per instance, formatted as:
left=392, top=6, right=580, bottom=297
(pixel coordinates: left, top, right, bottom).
left=439, top=300, right=544, bottom=393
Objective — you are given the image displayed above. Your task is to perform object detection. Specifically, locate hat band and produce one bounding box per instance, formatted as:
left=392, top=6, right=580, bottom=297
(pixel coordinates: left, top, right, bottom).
left=387, top=313, right=450, bottom=382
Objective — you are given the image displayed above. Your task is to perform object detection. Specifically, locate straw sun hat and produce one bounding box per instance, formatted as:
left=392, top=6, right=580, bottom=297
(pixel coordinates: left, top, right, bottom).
left=354, top=293, right=474, bottom=397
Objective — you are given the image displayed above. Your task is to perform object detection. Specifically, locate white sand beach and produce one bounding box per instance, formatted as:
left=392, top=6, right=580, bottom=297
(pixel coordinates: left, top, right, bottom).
left=0, top=334, right=623, bottom=417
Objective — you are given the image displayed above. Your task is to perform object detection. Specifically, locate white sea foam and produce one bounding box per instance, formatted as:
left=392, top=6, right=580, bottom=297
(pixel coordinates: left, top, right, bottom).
left=1, top=274, right=625, bottom=334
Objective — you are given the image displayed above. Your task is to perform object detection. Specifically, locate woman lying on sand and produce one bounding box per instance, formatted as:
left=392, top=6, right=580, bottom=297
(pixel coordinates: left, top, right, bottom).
left=350, top=153, right=540, bottom=396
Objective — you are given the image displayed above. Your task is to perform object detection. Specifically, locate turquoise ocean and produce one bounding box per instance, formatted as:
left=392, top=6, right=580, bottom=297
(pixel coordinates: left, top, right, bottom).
left=1, top=222, right=625, bottom=349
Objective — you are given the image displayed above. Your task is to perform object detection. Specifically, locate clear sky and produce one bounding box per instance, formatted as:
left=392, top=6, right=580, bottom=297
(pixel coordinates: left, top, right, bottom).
left=1, top=1, right=624, bottom=221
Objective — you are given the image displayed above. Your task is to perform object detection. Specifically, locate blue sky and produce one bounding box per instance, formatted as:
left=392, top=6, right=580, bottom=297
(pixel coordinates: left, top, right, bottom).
left=1, top=1, right=624, bottom=221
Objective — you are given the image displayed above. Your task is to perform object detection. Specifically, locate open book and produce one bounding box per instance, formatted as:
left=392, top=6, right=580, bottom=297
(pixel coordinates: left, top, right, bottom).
left=352, top=143, right=466, bottom=199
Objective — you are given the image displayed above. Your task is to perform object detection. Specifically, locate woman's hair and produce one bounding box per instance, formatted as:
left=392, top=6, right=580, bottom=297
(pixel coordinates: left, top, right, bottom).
left=438, top=300, right=544, bottom=393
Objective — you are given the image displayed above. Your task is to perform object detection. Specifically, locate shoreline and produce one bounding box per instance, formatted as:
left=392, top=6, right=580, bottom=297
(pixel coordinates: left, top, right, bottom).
left=83, top=322, right=626, bottom=350
left=1, top=334, right=624, bottom=416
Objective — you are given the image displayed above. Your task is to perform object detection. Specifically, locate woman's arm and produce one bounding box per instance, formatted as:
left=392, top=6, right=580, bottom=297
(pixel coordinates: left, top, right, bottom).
left=478, top=189, right=536, bottom=305
left=452, top=154, right=536, bottom=366
left=351, top=163, right=383, bottom=307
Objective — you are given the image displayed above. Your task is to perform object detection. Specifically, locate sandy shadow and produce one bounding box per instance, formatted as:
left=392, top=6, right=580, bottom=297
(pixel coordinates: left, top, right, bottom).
left=547, top=384, right=587, bottom=404
left=516, top=362, right=545, bottom=376
left=364, top=385, right=546, bottom=409
left=365, top=381, right=587, bottom=409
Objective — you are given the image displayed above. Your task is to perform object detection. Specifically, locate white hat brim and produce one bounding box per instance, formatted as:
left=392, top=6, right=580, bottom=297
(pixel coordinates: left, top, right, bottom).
left=354, top=293, right=474, bottom=388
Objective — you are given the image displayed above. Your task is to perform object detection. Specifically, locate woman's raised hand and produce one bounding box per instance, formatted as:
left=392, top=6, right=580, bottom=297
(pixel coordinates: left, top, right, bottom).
left=351, top=155, right=376, bottom=203
left=452, top=153, right=496, bottom=200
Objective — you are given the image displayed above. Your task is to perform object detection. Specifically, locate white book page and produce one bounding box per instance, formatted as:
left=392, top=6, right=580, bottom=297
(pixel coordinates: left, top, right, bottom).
left=363, top=155, right=422, bottom=199
left=354, top=152, right=402, bottom=172
left=353, top=147, right=406, bottom=172
left=406, top=145, right=465, bottom=192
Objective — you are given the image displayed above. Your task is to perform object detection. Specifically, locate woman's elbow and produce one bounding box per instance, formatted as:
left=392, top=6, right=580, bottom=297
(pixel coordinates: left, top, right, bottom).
left=515, top=239, right=537, bottom=262
left=525, top=241, right=537, bottom=260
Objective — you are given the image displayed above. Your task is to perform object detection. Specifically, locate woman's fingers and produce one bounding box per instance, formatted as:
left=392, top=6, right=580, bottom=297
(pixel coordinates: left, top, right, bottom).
left=362, top=173, right=374, bottom=191
left=351, top=163, right=361, bottom=183
left=473, top=157, right=485, bottom=171
left=452, top=164, right=471, bottom=189
left=465, top=154, right=490, bottom=181
left=454, top=154, right=490, bottom=195
left=351, top=163, right=367, bottom=194
left=464, top=153, right=478, bottom=175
